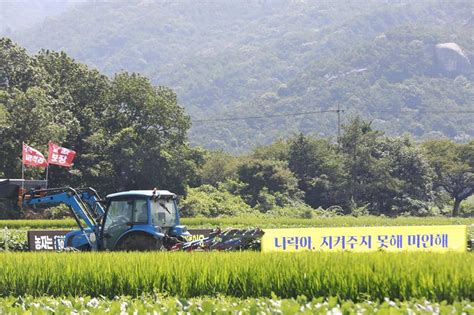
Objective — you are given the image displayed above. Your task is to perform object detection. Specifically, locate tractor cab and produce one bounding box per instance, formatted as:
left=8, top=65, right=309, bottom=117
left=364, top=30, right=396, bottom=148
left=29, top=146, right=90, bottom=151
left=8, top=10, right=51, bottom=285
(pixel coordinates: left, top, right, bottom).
left=66, top=189, right=190, bottom=251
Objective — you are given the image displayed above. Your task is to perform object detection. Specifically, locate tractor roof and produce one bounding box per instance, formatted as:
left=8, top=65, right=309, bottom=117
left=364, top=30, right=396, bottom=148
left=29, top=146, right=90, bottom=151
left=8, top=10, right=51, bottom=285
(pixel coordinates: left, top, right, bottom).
left=106, top=190, right=176, bottom=199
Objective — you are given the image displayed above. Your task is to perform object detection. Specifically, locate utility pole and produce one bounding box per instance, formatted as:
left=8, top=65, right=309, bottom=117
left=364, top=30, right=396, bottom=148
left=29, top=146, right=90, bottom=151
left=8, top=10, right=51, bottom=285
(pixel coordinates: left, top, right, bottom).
left=336, top=104, right=343, bottom=140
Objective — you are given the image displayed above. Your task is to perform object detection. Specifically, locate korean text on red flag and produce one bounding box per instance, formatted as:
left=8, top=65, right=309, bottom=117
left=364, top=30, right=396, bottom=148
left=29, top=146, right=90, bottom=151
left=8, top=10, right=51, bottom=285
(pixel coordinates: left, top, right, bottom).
left=48, top=142, right=76, bottom=167
left=22, top=143, right=48, bottom=168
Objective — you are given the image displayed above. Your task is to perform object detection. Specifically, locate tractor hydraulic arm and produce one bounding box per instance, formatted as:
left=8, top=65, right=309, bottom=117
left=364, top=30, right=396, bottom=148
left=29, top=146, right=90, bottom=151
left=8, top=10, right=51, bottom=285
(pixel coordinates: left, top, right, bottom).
left=22, top=187, right=100, bottom=248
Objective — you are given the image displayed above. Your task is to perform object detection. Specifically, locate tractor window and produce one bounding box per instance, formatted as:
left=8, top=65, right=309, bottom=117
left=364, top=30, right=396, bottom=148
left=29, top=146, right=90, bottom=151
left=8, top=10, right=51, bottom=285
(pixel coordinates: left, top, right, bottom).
left=133, top=199, right=148, bottom=223
left=150, top=198, right=177, bottom=227
left=104, top=200, right=132, bottom=229
left=105, top=198, right=148, bottom=229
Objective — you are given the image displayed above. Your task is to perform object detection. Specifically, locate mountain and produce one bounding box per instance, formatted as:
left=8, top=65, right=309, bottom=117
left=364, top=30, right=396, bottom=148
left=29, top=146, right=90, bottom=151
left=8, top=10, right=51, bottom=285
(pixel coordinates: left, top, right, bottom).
left=9, top=0, right=474, bottom=152
left=0, top=0, right=76, bottom=34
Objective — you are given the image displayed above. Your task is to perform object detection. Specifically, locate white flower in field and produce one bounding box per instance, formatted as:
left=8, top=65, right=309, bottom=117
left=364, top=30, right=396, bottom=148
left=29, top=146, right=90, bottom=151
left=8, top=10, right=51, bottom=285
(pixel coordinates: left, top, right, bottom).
left=327, top=307, right=342, bottom=315
left=87, top=298, right=100, bottom=308
left=61, top=299, right=73, bottom=308
left=388, top=301, right=396, bottom=307
left=425, top=304, right=434, bottom=312
left=270, top=300, right=281, bottom=308
left=315, top=303, right=322, bottom=309
left=42, top=306, right=55, bottom=312
left=120, top=301, right=128, bottom=312
left=415, top=303, right=425, bottom=311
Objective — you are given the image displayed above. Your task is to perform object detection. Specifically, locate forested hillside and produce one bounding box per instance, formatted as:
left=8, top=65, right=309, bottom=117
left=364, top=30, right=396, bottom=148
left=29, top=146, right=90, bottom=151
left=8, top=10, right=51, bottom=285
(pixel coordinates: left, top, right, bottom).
left=8, top=0, right=474, bottom=152
left=0, top=0, right=74, bottom=34
left=1, top=39, right=473, bottom=217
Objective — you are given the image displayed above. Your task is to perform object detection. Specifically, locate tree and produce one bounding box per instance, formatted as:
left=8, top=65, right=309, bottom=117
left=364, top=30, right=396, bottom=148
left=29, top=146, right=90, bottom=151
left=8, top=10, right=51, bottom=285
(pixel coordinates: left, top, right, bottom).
left=84, top=72, right=200, bottom=194
left=0, top=87, right=78, bottom=179
left=200, top=150, right=239, bottom=187
left=180, top=184, right=254, bottom=217
left=370, top=136, right=433, bottom=215
left=0, top=38, right=44, bottom=92
left=423, top=140, right=474, bottom=216
left=236, top=158, right=303, bottom=211
left=288, top=133, right=345, bottom=209
left=252, top=139, right=290, bottom=161
left=339, top=117, right=432, bottom=215
left=0, top=99, right=8, bottom=130
left=0, top=40, right=201, bottom=198
left=0, top=99, right=7, bottom=178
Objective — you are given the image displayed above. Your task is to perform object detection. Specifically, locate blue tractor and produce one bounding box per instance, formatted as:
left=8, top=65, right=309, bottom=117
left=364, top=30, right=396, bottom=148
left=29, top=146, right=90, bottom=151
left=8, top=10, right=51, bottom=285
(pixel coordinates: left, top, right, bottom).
left=1, top=180, right=263, bottom=251
left=21, top=186, right=190, bottom=251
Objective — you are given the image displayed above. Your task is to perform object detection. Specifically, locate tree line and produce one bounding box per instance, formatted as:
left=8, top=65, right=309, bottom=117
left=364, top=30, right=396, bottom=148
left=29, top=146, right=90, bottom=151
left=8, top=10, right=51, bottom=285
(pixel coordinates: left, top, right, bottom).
left=1, top=38, right=472, bottom=218
left=186, top=121, right=473, bottom=218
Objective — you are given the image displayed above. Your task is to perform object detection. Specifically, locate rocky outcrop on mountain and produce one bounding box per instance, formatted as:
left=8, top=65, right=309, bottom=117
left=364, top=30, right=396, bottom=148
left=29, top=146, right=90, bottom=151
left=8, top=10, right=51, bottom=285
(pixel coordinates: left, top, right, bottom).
left=435, top=42, right=472, bottom=75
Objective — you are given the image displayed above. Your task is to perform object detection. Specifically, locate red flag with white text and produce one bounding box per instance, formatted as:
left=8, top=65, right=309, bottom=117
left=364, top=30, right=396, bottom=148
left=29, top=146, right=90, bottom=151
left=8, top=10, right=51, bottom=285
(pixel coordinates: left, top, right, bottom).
left=48, top=142, right=76, bottom=167
left=22, top=143, right=48, bottom=168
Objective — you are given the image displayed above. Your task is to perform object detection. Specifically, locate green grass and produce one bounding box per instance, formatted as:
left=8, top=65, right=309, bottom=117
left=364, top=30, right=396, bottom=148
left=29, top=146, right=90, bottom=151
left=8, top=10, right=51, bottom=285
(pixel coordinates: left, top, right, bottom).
left=182, top=216, right=474, bottom=229
left=0, top=252, right=471, bottom=302
left=0, top=219, right=77, bottom=229
left=1, top=215, right=473, bottom=229
left=0, top=295, right=471, bottom=314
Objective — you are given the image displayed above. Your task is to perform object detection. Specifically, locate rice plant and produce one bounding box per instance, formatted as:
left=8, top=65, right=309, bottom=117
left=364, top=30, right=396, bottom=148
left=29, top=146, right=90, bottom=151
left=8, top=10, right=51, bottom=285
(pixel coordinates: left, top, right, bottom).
left=1, top=216, right=472, bottom=230
left=0, top=252, right=471, bottom=302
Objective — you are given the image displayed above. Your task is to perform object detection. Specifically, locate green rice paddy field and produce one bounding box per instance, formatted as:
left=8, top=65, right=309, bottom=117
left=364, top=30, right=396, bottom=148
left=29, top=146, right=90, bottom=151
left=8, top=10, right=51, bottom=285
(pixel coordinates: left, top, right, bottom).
left=0, top=216, right=472, bottom=314
left=1, top=216, right=472, bottom=230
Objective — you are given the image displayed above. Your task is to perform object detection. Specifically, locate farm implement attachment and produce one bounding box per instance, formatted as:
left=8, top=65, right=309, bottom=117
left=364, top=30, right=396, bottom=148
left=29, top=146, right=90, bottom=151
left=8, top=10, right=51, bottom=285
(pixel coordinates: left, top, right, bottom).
left=167, top=227, right=264, bottom=251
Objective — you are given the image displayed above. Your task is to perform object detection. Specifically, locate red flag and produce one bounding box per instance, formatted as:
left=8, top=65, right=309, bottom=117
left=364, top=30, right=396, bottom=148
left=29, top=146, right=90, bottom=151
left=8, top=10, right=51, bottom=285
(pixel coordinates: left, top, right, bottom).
left=48, top=142, right=76, bottom=167
left=22, top=143, right=48, bottom=168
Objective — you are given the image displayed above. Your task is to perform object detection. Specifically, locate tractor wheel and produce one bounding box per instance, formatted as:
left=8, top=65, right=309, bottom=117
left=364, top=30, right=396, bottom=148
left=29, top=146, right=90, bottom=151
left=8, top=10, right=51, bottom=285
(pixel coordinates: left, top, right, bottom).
left=115, top=233, right=163, bottom=251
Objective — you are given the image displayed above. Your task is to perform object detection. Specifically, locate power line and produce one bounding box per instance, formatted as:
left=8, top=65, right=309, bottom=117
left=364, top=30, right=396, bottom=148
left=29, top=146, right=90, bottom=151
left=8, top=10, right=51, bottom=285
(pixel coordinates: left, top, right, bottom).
left=193, top=109, right=339, bottom=122
left=192, top=109, right=474, bottom=123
